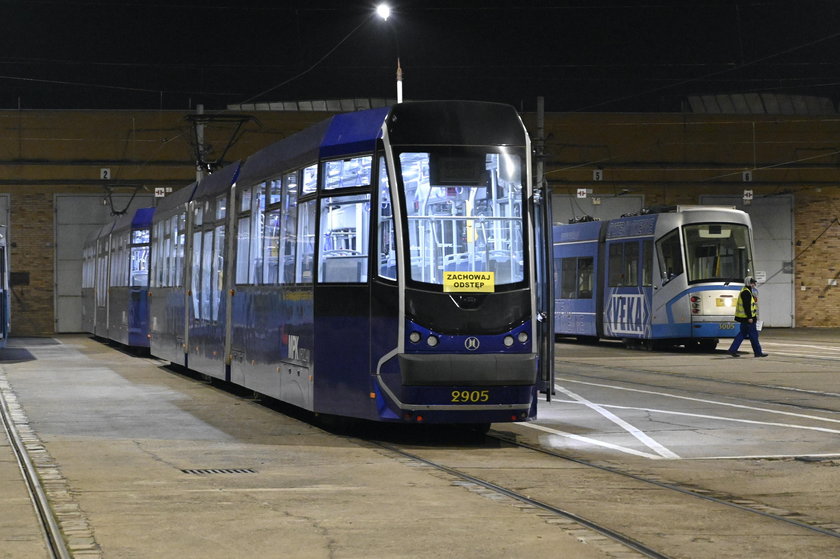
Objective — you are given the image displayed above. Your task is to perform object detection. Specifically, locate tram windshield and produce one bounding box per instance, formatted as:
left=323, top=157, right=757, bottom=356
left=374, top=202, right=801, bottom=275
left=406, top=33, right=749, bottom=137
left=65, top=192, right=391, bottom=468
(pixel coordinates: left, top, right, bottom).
left=395, top=149, right=526, bottom=287
left=683, top=223, right=753, bottom=283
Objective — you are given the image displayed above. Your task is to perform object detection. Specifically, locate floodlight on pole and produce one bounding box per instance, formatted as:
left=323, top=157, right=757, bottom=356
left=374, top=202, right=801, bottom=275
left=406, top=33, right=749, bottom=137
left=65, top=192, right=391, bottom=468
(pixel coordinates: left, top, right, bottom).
left=376, top=3, right=402, bottom=103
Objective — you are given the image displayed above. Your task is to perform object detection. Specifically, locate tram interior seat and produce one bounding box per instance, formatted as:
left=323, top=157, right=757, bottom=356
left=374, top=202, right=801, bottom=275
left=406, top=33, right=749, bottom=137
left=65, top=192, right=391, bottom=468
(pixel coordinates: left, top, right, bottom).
left=443, top=252, right=474, bottom=271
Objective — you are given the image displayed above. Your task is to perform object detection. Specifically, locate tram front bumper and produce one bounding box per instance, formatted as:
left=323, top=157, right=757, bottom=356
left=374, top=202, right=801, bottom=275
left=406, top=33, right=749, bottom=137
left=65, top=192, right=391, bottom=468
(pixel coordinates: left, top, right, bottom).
left=399, top=353, right=538, bottom=386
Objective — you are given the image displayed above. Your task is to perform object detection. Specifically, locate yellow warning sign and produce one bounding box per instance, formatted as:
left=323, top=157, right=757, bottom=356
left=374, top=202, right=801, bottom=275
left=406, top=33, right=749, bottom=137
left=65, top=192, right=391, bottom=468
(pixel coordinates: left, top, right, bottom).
left=443, top=271, right=495, bottom=293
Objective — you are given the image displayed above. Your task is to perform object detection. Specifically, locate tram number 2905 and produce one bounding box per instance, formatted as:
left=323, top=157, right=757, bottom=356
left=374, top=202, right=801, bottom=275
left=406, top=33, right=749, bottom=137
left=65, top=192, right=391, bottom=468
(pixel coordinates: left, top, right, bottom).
left=451, top=390, right=490, bottom=403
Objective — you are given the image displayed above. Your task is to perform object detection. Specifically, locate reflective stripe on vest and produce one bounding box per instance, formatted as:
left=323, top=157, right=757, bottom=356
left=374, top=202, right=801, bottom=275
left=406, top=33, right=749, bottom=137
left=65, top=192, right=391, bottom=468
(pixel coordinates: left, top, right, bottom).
left=734, top=286, right=756, bottom=319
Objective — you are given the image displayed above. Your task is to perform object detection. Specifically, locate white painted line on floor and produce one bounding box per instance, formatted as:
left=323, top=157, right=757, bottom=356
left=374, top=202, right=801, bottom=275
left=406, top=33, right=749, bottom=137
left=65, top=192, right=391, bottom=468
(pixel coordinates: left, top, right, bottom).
left=551, top=398, right=840, bottom=435
left=765, top=353, right=840, bottom=362
left=521, top=422, right=665, bottom=459
left=553, top=385, right=680, bottom=459
left=557, top=377, right=840, bottom=422
left=762, top=341, right=840, bottom=352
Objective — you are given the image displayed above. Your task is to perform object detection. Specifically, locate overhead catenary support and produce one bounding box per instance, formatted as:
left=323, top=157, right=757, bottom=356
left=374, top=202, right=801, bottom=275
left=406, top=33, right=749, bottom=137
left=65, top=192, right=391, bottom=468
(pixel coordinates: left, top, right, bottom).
left=185, top=108, right=259, bottom=178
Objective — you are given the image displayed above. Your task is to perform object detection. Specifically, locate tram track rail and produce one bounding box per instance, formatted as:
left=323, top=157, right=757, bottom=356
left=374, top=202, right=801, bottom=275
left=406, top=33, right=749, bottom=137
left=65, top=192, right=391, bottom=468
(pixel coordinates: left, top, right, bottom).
left=367, top=424, right=840, bottom=558
left=487, top=431, right=840, bottom=540
left=372, top=439, right=673, bottom=559
left=0, top=377, right=71, bottom=559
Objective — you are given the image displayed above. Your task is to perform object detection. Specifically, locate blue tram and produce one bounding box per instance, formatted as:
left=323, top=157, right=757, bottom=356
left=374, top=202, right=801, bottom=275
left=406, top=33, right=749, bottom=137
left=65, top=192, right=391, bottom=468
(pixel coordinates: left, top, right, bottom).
left=553, top=206, right=755, bottom=350
left=82, top=208, right=154, bottom=348
left=0, top=226, right=9, bottom=347
left=102, top=100, right=549, bottom=426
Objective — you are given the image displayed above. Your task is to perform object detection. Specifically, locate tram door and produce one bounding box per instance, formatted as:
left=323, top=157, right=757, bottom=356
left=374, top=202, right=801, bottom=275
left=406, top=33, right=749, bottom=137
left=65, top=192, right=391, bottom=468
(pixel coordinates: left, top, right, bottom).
left=532, top=187, right=554, bottom=395
left=312, top=157, right=375, bottom=417
left=602, top=238, right=653, bottom=339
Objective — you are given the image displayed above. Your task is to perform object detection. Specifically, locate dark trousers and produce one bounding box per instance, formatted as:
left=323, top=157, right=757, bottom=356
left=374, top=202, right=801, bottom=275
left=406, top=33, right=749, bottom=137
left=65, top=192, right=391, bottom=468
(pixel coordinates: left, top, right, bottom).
left=728, top=320, right=763, bottom=356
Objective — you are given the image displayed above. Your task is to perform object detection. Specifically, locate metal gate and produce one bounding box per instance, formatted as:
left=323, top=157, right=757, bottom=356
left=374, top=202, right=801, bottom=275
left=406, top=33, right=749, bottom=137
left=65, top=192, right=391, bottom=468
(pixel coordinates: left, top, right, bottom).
left=54, top=194, right=154, bottom=332
left=700, top=194, right=794, bottom=327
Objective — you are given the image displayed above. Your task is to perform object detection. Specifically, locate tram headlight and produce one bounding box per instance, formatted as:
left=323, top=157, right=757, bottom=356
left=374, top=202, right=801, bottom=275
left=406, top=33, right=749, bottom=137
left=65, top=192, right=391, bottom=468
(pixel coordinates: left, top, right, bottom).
left=426, top=335, right=439, bottom=347
left=517, top=332, right=529, bottom=343
left=409, top=331, right=422, bottom=343
left=503, top=335, right=515, bottom=347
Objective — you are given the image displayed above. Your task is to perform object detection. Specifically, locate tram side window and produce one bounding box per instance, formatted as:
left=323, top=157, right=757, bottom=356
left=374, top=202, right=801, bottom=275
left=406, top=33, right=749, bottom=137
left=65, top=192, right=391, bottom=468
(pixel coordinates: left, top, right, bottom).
left=109, top=233, right=120, bottom=286
left=96, top=241, right=106, bottom=306
left=115, top=232, right=129, bottom=287
left=323, top=156, right=372, bottom=190
left=296, top=200, right=316, bottom=283
left=608, top=242, right=639, bottom=287
left=318, top=194, right=370, bottom=283
left=152, top=219, right=167, bottom=287
left=82, top=245, right=93, bottom=289
left=377, top=156, right=397, bottom=280
left=191, top=229, right=202, bottom=319
left=263, top=209, right=280, bottom=284
left=267, top=178, right=282, bottom=205
left=211, top=224, right=225, bottom=320
left=236, top=172, right=303, bottom=286
left=174, top=213, right=186, bottom=287
left=262, top=181, right=282, bottom=285
left=280, top=172, right=299, bottom=284
left=130, top=227, right=150, bottom=287
left=235, top=185, right=252, bottom=285
left=201, top=229, right=213, bottom=320
left=557, top=257, right=594, bottom=299
left=656, top=229, right=684, bottom=281
left=251, top=183, right=266, bottom=284
left=131, top=227, right=150, bottom=287
left=302, top=164, right=318, bottom=195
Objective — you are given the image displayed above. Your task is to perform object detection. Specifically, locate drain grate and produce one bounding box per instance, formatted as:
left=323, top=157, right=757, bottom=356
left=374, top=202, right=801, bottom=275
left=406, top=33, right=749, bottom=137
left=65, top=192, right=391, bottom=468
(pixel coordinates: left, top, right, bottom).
left=181, top=468, right=257, bottom=475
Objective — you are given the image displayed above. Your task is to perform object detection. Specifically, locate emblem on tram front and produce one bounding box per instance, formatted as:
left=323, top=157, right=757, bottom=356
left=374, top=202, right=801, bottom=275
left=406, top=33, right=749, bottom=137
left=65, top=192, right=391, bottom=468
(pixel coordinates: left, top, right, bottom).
left=465, top=337, right=480, bottom=351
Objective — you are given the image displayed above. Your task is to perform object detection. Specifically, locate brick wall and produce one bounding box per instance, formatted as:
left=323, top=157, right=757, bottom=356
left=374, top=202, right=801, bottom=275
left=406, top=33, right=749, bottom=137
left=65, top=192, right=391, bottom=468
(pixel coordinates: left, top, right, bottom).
left=794, top=189, right=840, bottom=326
left=536, top=112, right=840, bottom=328
left=9, top=191, right=55, bottom=335
left=3, top=109, right=840, bottom=333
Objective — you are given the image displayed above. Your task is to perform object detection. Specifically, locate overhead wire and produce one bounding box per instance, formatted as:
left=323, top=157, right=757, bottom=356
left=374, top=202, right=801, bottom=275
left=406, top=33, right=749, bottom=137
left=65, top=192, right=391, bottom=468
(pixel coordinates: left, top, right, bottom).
left=571, top=26, right=840, bottom=111
left=239, top=14, right=374, bottom=104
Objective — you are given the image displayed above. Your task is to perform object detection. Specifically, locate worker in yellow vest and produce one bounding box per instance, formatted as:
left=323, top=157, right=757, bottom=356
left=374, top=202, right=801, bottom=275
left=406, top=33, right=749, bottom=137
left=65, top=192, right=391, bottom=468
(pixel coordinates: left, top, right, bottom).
left=727, top=276, right=768, bottom=357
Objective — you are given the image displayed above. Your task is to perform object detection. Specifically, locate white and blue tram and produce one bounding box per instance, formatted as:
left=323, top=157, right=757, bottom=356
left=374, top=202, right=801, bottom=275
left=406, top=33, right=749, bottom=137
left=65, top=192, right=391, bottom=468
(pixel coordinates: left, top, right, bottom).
left=82, top=207, right=154, bottom=348
left=135, top=100, right=547, bottom=426
left=553, top=206, right=755, bottom=350
left=0, top=226, right=9, bottom=347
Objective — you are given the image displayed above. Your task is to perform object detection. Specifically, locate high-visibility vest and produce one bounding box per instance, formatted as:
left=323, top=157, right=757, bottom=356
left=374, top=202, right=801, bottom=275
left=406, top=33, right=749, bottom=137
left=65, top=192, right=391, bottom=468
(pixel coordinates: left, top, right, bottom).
left=734, top=286, right=757, bottom=319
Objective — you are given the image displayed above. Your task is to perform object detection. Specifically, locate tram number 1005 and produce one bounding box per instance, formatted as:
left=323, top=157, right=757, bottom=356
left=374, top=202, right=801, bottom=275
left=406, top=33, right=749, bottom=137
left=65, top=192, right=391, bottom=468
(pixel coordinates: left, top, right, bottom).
left=451, top=390, right=490, bottom=403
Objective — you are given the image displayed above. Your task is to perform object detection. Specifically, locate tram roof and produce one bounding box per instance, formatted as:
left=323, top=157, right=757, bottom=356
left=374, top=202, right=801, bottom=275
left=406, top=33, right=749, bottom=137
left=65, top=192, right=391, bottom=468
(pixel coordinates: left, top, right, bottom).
left=130, top=207, right=155, bottom=229
left=238, top=107, right=390, bottom=186
left=319, top=107, right=389, bottom=158
left=193, top=161, right=241, bottom=201
left=155, top=181, right=198, bottom=215
left=111, top=206, right=154, bottom=234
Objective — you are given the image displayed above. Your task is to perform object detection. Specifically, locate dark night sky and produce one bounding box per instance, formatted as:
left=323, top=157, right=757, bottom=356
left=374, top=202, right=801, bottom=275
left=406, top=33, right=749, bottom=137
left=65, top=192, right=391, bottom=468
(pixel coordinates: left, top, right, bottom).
left=3, top=0, right=840, bottom=112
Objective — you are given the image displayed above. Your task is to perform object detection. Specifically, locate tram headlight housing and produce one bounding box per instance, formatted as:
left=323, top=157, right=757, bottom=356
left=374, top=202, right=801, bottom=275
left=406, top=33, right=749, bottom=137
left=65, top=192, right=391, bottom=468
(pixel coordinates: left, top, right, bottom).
left=426, top=335, right=439, bottom=347
left=409, top=331, right=422, bottom=343
left=517, top=332, right=529, bottom=343
left=503, top=335, right=515, bottom=347
left=690, top=295, right=701, bottom=314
